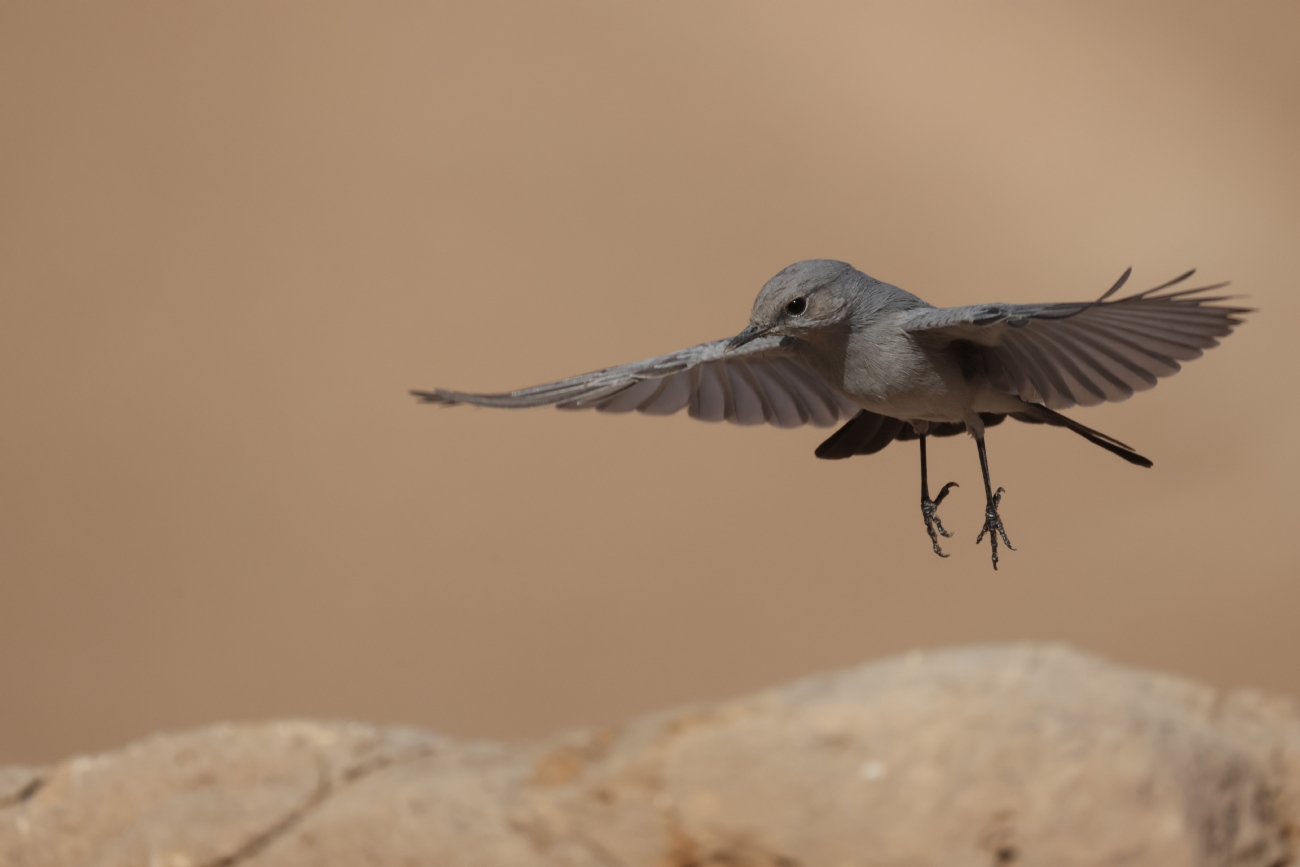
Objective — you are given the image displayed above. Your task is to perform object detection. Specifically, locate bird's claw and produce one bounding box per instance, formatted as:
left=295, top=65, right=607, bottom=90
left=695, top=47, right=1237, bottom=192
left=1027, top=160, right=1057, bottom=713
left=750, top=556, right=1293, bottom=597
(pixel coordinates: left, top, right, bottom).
left=921, top=481, right=958, bottom=557
left=975, top=487, right=1015, bottom=570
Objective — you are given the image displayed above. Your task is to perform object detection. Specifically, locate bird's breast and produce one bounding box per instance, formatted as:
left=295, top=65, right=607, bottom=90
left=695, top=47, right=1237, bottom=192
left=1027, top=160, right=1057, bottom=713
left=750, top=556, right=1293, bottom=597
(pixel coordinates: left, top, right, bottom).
left=831, top=327, right=981, bottom=423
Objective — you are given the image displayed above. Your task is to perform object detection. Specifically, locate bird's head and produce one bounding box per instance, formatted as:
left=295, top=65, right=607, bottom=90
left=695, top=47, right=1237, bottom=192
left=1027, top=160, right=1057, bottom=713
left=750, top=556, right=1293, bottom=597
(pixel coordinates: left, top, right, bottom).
left=726, top=259, right=863, bottom=351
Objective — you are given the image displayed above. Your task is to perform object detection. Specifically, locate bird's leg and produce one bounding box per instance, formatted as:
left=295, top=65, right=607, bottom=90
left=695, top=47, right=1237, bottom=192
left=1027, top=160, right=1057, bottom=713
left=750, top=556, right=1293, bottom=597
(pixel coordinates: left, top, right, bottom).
left=919, top=434, right=958, bottom=558
left=973, top=436, right=1015, bottom=570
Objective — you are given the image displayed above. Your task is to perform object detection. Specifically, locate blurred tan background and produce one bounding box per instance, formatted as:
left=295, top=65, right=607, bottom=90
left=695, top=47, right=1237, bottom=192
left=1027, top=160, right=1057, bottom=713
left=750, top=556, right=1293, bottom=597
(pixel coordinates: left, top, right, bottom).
left=1, top=2, right=1297, bottom=766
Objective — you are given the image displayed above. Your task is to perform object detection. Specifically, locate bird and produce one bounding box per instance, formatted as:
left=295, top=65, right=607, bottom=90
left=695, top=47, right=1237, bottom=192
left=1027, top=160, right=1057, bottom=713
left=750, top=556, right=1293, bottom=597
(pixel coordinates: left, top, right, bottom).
left=412, top=260, right=1249, bottom=568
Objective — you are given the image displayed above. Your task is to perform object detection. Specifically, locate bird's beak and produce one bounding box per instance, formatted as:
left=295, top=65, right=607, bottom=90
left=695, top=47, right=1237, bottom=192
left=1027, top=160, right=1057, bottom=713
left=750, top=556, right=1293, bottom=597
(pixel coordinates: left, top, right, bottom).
left=726, top=325, right=770, bottom=352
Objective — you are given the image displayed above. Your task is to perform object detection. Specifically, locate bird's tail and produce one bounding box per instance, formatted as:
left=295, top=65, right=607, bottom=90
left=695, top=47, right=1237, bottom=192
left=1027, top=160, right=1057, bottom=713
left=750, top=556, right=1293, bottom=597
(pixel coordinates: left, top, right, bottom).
left=1012, top=403, right=1153, bottom=468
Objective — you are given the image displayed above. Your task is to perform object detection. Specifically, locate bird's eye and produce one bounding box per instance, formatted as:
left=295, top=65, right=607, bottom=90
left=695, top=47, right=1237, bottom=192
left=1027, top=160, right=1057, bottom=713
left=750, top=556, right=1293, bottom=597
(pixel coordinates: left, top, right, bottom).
left=785, top=297, right=807, bottom=316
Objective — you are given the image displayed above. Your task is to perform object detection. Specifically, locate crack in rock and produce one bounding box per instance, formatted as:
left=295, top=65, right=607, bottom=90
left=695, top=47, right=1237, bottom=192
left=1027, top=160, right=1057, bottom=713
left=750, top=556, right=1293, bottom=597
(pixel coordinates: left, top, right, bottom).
left=198, top=743, right=436, bottom=867
left=198, top=756, right=333, bottom=867
left=0, top=776, right=44, bottom=810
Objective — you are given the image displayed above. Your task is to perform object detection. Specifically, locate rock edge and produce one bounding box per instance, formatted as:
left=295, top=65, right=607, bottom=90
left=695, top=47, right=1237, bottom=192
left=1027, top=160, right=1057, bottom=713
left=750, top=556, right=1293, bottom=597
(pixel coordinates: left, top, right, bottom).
left=2, top=644, right=1298, bottom=867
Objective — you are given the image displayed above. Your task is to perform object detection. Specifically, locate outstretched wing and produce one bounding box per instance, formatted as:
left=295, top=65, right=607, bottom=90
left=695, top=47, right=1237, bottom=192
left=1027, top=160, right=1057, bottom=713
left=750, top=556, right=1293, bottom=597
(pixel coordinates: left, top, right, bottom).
left=412, top=334, right=860, bottom=429
left=902, top=269, right=1251, bottom=410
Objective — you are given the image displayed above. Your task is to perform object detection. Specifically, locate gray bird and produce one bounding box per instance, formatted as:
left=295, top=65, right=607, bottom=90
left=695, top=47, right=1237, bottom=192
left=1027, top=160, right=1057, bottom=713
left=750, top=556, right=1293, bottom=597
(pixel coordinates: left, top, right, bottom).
left=413, top=260, right=1248, bottom=568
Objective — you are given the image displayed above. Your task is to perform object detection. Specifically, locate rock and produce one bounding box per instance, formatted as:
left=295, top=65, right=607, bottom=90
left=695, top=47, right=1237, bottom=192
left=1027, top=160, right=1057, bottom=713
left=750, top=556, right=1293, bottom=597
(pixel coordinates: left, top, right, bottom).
left=2, top=645, right=1298, bottom=866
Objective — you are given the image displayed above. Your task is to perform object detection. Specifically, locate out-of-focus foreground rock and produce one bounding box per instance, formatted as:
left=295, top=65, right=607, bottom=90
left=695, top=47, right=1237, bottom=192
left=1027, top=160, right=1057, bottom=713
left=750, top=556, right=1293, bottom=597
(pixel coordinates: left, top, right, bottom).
left=2, top=645, right=1298, bottom=867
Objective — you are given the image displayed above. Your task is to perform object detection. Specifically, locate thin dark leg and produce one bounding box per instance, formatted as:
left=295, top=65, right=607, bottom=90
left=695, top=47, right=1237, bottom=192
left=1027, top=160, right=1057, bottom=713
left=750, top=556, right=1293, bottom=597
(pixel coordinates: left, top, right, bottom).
left=919, top=434, right=958, bottom=558
left=973, top=436, right=1015, bottom=570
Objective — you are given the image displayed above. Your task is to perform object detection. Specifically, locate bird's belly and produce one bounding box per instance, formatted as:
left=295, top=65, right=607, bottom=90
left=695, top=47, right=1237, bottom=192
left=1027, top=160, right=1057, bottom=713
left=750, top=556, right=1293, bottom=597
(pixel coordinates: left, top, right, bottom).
left=835, top=337, right=1022, bottom=422
left=851, top=390, right=968, bottom=423
left=843, top=364, right=1027, bottom=422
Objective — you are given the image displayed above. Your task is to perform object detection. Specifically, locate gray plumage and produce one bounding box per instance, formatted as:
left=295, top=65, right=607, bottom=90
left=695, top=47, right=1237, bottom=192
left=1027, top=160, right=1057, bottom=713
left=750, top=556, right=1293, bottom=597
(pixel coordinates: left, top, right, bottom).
left=414, top=260, right=1249, bottom=567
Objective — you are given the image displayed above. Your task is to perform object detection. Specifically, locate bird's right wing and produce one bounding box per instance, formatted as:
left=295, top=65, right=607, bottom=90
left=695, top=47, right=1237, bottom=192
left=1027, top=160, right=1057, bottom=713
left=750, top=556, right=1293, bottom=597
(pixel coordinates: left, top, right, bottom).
left=901, top=269, right=1250, bottom=409
left=412, top=334, right=860, bottom=429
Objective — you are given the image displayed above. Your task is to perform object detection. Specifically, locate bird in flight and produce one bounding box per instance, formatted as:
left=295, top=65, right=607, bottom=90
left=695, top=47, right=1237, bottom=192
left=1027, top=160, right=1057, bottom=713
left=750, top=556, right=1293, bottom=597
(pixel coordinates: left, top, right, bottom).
left=413, top=260, right=1248, bottom=568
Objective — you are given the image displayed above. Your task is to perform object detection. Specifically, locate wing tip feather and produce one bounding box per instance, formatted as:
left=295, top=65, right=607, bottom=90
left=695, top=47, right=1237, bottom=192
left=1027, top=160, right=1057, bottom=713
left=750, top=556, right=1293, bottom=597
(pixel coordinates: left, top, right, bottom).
left=411, top=389, right=458, bottom=405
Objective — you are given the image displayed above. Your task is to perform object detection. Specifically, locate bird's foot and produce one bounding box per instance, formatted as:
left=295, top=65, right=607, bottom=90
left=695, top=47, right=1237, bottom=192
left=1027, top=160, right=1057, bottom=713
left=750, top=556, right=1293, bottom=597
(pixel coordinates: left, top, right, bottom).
left=975, top=487, right=1015, bottom=570
left=921, top=482, right=958, bottom=557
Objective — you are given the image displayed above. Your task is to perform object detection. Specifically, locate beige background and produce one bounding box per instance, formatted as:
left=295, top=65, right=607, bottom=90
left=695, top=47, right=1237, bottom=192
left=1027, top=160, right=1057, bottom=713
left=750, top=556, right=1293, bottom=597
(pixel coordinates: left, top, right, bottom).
left=1, top=2, right=1296, bottom=765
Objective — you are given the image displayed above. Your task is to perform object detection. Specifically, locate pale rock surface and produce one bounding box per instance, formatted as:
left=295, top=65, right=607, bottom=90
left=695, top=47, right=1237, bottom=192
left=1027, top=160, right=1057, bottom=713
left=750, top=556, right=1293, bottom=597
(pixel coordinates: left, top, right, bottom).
left=1, top=645, right=1297, bottom=867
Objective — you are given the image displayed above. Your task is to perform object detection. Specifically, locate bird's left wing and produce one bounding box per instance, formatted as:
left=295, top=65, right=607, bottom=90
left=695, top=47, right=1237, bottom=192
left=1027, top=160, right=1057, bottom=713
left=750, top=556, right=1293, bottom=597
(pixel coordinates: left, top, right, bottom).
left=901, top=270, right=1251, bottom=409
left=412, top=334, right=860, bottom=428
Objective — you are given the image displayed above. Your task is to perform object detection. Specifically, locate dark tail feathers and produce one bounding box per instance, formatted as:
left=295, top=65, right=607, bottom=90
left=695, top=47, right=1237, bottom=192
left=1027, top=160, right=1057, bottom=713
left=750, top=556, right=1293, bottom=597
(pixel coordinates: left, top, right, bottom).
left=1014, top=403, right=1153, bottom=468
left=814, top=410, right=906, bottom=459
